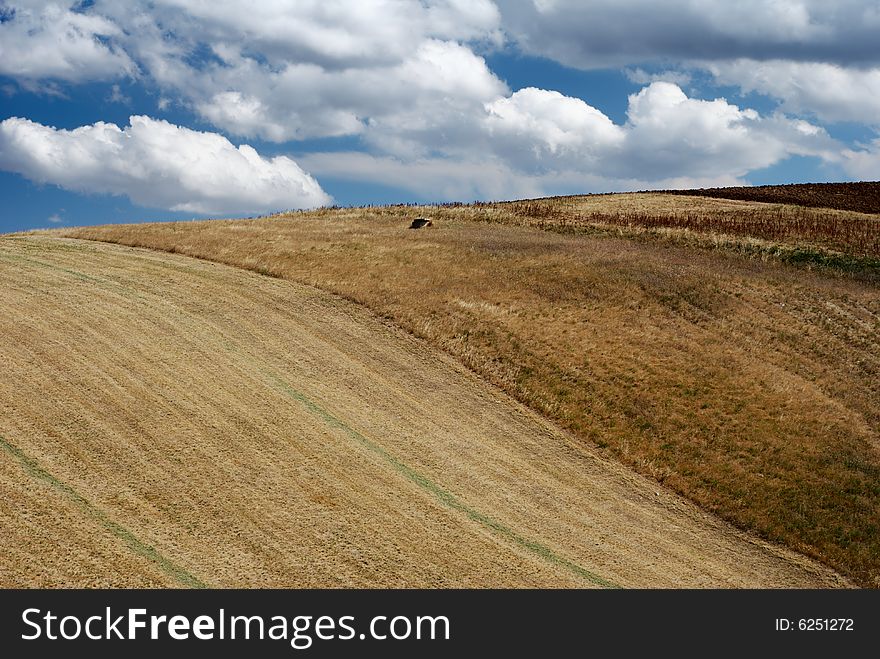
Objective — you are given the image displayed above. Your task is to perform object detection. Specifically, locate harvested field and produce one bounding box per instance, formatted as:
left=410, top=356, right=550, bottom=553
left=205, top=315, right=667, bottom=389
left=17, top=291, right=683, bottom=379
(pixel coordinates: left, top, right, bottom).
left=61, top=194, right=880, bottom=587
left=0, top=235, right=848, bottom=588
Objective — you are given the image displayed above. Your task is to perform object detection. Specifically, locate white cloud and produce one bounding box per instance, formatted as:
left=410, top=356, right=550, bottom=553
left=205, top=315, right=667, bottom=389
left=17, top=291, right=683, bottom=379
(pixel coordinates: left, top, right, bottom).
left=356, top=40, right=508, bottom=157
left=0, top=1, right=874, bottom=206
left=0, top=1, right=135, bottom=82
left=107, top=83, right=130, bottom=105
left=0, top=115, right=331, bottom=214
left=88, top=0, right=506, bottom=143
left=134, top=0, right=502, bottom=68
left=614, top=83, right=792, bottom=179
left=709, top=60, right=880, bottom=126
left=303, top=82, right=843, bottom=200
left=493, top=1, right=880, bottom=131
left=477, top=82, right=837, bottom=181
left=196, top=91, right=293, bottom=143
left=162, top=38, right=507, bottom=144
left=484, top=87, right=624, bottom=155
left=300, top=151, right=751, bottom=203
left=496, top=1, right=880, bottom=69
left=625, top=68, right=693, bottom=88
left=47, top=213, right=63, bottom=223
left=840, top=139, right=880, bottom=180
left=300, top=151, right=549, bottom=201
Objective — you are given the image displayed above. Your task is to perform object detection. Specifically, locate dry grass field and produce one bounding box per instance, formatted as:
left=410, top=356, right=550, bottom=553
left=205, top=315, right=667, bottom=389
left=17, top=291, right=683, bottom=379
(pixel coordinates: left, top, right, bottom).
left=0, top=235, right=847, bottom=588
left=59, top=191, right=880, bottom=587
left=492, top=193, right=880, bottom=261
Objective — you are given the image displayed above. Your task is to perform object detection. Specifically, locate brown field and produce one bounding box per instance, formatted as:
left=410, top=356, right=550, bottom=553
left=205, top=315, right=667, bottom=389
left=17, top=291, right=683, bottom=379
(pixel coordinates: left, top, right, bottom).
left=492, top=193, right=880, bottom=261
left=661, top=181, right=880, bottom=216
left=0, top=235, right=848, bottom=587
left=57, top=192, right=880, bottom=587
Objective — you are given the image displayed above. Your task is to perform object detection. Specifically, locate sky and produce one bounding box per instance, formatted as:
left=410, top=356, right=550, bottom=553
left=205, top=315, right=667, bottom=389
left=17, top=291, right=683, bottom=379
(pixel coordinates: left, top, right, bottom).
left=1, top=1, right=879, bottom=232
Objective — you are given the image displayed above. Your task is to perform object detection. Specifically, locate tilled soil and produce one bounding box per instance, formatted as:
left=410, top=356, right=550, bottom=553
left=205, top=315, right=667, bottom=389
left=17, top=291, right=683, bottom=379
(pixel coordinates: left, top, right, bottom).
left=661, top=181, right=880, bottom=215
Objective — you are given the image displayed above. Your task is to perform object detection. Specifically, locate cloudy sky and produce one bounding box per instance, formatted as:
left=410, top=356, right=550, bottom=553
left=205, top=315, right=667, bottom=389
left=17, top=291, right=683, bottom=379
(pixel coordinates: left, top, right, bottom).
left=1, top=1, right=879, bottom=231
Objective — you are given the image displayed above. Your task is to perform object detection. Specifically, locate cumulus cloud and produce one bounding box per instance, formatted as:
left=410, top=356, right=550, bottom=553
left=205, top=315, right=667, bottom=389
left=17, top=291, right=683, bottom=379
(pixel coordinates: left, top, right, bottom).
left=51, top=1, right=507, bottom=144
left=103, top=0, right=506, bottom=143
left=476, top=83, right=836, bottom=181
left=625, top=68, right=693, bottom=88
left=495, top=1, right=880, bottom=130
left=300, top=151, right=549, bottom=201
left=1, top=1, right=505, bottom=145
left=188, top=39, right=507, bottom=143
left=138, top=0, right=502, bottom=68
left=484, top=87, right=624, bottom=161
left=839, top=139, right=880, bottom=180
left=0, top=1, right=135, bottom=82
left=496, top=0, right=880, bottom=69
left=0, top=116, right=331, bottom=214
left=708, top=60, right=880, bottom=126
left=611, top=82, right=840, bottom=179
left=303, top=82, right=842, bottom=199
left=0, top=1, right=875, bottom=205
left=300, top=151, right=750, bottom=203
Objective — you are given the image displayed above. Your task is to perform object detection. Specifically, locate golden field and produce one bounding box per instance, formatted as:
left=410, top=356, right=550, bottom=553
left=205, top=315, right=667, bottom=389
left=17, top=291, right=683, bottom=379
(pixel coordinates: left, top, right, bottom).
left=0, top=235, right=847, bottom=587
left=56, top=192, right=880, bottom=586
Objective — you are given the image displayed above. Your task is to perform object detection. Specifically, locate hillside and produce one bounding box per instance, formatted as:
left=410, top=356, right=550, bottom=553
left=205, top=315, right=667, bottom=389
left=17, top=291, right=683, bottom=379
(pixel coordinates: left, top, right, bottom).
left=59, top=192, right=880, bottom=587
left=0, top=235, right=847, bottom=587
left=491, top=192, right=879, bottom=264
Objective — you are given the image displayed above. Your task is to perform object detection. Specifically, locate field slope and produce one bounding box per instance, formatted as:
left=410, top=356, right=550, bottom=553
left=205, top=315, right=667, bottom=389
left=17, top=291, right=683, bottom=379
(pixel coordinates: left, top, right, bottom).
left=0, top=235, right=848, bottom=587
left=62, top=192, right=880, bottom=586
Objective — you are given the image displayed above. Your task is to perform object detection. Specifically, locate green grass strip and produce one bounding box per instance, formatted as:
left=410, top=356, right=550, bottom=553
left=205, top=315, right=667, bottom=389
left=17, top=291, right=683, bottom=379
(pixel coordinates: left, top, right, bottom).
left=0, top=433, right=207, bottom=589
left=267, top=373, right=620, bottom=588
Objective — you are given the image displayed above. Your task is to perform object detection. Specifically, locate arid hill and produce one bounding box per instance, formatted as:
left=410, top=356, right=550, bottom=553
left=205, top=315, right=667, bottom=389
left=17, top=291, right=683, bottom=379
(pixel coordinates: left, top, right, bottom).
left=55, top=191, right=880, bottom=586
left=1, top=235, right=848, bottom=587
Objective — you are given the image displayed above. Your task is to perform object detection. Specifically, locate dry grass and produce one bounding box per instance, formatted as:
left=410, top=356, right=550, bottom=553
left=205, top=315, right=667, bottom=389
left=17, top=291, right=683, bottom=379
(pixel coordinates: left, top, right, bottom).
left=59, top=193, right=880, bottom=587
left=2, top=235, right=847, bottom=588
left=488, top=193, right=880, bottom=261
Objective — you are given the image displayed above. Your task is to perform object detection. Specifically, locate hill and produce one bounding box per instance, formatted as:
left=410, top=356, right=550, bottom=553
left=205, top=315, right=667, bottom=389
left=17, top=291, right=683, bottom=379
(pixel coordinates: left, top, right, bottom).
left=56, top=191, right=880, bottom=586
left=0, top=235, right=846, bottom=587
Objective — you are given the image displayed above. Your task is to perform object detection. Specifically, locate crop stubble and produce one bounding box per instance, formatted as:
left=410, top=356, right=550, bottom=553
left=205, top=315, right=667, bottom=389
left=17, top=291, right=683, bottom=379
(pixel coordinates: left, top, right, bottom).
left=0, top=236, right=849, bottom=587
left=60, top=192, right=880, bottom=586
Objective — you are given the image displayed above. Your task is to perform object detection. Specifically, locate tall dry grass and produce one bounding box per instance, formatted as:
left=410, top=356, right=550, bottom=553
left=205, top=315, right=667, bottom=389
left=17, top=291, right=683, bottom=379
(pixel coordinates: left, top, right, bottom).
left=494, top=195, right=880, bottom=259
left=61, top=193, right=880, bottom=586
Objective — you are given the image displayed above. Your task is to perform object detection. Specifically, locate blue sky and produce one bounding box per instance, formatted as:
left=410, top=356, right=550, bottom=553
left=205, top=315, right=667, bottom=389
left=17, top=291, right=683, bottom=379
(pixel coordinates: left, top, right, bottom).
left=1, top=1, right=878, bottom=232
